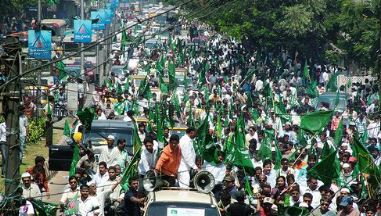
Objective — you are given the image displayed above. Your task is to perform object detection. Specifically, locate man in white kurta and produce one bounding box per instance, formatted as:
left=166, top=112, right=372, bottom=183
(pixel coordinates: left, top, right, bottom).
left=178, top=128, right=199, bottom=188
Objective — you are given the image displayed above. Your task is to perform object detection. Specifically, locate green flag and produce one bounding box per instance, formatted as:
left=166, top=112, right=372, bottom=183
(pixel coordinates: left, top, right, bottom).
left=352, top=137, right=381, bottom=197
left=307, top=80, right=319, bottom=98
left=168, top=59, right=177, bottom=91
left=159, top=76, right=169, bottom=94
left=171, top=93, right=181, bottom=117
left=196, top=112, right=212, bottom=156
left=300, top=110, right=333, bottom=134
left=138, top=77, right=152, bottom=99
left=31, top=199, right=59, bottom=216
left=321, top=141, right=335, bottom=160
left=56, top=61, right=67, bottom=80
left=47, top=102, right=52, bottom=115
left=257, top=137, right=272, bottom=160
left=274, top=141, right=282, bottom=170
left=334, top=119, right=344, bottom=146
left=69, top=144, right=80, bottom=176
left=121, top=30, right=129, bottom=51
left=244, top=171, right=254, bottom=200
left=116, top=82, right=123, bottom=95
left=308, top=150, right=340, bottom=185
left=77, top=107, right=95, bottom=131
left=63, top=119, right=71, bottom=137
left=113, top=102, right=125, bottom=115
left=326, top=73, right=339, bottom=92
left=120, top=146, right=141, bottom=191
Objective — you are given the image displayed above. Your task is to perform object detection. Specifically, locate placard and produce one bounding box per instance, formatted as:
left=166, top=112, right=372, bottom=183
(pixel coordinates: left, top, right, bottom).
left=167, top=208, right=205, bottom=216
left=28, top=30, right=52, bottom=60
left=91, top=11, right=106, bottom=30
left=74, top=19, right=92, bottom=43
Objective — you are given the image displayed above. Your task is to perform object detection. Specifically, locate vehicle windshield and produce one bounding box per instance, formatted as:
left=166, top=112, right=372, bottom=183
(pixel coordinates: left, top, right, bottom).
left=146, top=202, right=219, bottom=216
left=145, top=41, right=161, bottom=49
left=317, top=96, right=346, bottom=111
left=87, top=128, right=133, bottom=152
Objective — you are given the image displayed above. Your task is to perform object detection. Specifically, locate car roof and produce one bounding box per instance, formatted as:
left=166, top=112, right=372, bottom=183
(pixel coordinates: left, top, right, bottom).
left=91, top=120, right=134, bottom=129
left=149, top=189, right=214, bottom=204
left=319, top=92, right=348, bottom=97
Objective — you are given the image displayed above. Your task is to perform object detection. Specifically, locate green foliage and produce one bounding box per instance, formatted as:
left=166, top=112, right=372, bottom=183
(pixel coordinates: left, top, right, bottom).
left=28, top=117, right=46, bottom=145
left=166, top=0, right=379, bottom=69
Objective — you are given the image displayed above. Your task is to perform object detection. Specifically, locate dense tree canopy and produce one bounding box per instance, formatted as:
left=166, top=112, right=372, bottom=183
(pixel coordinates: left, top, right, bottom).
left=170, top=0, right=380, bottom=69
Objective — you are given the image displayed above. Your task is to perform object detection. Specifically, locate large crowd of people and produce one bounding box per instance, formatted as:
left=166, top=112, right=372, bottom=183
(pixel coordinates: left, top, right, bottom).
left=12, top=5, right=381, bottom=216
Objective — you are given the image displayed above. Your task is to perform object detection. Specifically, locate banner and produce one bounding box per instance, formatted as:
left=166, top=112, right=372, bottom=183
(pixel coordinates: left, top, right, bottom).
left=28, top=30, right=52, bottom=60
left=104, top=8, right=113, bottom=24
left=74, top=19, right=92, bottom=43
left=91, top=10, right=106, bottom=30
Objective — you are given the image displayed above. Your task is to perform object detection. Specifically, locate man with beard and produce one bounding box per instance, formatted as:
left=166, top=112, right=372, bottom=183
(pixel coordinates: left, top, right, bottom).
left=93, top=135, right=115, bottom=165
left=21, top=172, right=41, bottom=200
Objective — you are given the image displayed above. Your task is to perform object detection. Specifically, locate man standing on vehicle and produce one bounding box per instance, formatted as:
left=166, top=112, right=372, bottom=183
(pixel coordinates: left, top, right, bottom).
left=155, top=134, right=181, bottom=187
left=178, top=127, right=199, bottom=188
left=93, top=135, right=115, bottom=165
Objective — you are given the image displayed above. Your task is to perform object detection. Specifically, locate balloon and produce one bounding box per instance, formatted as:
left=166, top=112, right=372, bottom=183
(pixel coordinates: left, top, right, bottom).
left=73, top=132, right=83, bottom=143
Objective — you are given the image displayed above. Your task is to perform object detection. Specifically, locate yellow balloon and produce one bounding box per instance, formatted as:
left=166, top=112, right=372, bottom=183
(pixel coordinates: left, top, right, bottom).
left=73, top=132, right=83, bottom=143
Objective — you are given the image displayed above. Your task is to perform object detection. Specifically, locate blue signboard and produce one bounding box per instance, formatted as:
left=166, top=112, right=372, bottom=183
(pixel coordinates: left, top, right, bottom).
left=103, top=9, right=113, bottom=24
left=74, top=19, right=92, bottom=43
left=91, top=11, right=106, bottom=30
left=28, top=30, right=52, bottom=60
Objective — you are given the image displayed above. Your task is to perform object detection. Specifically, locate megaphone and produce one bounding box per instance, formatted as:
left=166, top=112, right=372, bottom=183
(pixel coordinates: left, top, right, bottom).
left=143, top=170, right=168, bottom=192
left=193, top=171, right=215, bottom=193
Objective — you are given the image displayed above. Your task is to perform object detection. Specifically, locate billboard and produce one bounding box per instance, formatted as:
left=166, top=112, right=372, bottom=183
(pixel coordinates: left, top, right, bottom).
left=28, top=30, right=52, bottom=60
left=74, top=19, right=92, bottom=43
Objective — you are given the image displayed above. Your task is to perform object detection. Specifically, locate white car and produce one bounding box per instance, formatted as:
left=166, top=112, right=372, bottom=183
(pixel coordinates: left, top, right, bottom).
left=144, top=188, right=221, bottom=216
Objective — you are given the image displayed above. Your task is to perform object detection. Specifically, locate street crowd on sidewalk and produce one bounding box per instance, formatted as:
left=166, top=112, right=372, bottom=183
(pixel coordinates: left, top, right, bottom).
left=9, top=4, right=381, bottom=216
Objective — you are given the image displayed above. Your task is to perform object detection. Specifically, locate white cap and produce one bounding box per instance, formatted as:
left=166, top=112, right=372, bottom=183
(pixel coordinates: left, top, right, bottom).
left=340, top=188, right=350, bottom=193
left=107, top=135, right=115, bottom=140
left=21, top=172, right=31, bottom=179
left=342, top=163, right=351, bottom=169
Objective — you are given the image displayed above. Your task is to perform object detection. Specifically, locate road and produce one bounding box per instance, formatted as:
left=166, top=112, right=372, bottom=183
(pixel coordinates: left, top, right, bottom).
left=43, top=83, right=94, bottom=204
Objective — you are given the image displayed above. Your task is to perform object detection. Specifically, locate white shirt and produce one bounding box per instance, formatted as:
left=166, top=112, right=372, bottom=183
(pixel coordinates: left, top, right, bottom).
left=264, top=169, right=277, bottom=188
left=108, top=147, right=130, bottom=171
left=0, top=122, right=6, bottom=142
left=19, top=200, right=35, bottom=216
left=78, top=196, right=100, bottom=216
left=178, top=134, right=198, bottom=172
left=302, top=187, right=321, bottom=208
left=93, top=172, right=109, bottom=194
left=22, top=183, right=41, bottom=200
left=60, top=187, right=80, bottom=204
left=203, top=161, right=226, bottom=184
left=19, top=115, right=28, bottom=137
left=138, top=148, right=158, bottom=175
left=93, top=145, right=114, bottom=165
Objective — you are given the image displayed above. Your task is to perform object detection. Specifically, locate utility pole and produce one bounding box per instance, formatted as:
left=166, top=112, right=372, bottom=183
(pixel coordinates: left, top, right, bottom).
left=1, top=37, right=21, bottom=196
left=379, top=0, right=381, bottom=112
left=37, top=0, right=42, bottom=117
left=38, top=0, right=41, bottom=22
left=80, top=0, right=85, bottom=78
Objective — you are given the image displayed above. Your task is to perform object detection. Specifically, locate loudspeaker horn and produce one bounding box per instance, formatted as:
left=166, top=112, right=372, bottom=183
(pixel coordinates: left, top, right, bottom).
left=143, top=170, right=167, bottom=192
left=193, top=171, right=215, bottom=193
